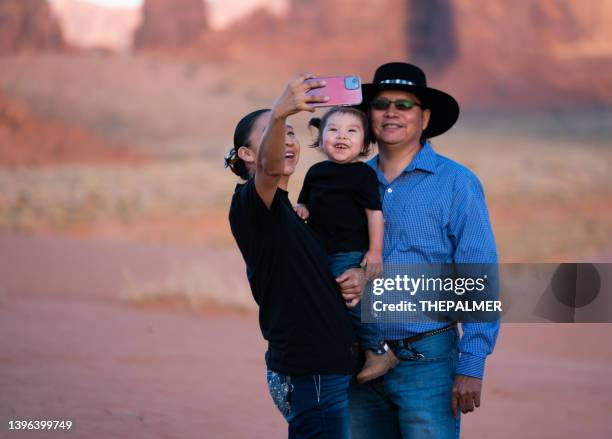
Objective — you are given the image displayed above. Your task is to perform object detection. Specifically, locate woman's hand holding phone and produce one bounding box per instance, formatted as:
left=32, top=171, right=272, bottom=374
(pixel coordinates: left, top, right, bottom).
left=256, top=75, right=328, bottom=208
left=271, top=74, right=329, bottom=120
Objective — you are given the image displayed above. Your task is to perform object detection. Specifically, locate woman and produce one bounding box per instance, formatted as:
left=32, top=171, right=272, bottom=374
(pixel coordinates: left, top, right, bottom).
left=226, top=75, right=364, bottom=438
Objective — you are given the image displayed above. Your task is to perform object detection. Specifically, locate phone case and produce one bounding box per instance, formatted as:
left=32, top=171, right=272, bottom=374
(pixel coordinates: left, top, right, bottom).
left=306, top=75, right=363, bottom=107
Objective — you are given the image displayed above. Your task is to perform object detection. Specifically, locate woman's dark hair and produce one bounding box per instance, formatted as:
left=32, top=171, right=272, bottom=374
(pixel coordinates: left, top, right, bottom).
left=308, top=107, right=373, bottom=157
left=224, top=108, right=270, bottom=180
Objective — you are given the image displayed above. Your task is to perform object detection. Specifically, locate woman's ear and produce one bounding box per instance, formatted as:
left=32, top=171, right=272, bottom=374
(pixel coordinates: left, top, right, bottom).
left=237, top=146, right=255, bottom=164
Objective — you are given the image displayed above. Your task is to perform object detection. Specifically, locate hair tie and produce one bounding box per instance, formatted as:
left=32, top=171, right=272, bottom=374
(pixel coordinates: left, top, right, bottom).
left=308, top=117, right=321, bottom=130
left=224, top=147, right=238, bottom=169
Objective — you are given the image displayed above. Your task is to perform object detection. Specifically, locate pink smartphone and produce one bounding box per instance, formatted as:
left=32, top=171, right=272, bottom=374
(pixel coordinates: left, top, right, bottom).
left=306, top=75, right=363, bottom=107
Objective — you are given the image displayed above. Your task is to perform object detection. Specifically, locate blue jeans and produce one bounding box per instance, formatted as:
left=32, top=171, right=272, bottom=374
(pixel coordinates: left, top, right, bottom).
left=348, top=328, right=461, bottom=438
left=266, top=370, right=352, bottom=439
left=327, top=251, right=381, bottom=351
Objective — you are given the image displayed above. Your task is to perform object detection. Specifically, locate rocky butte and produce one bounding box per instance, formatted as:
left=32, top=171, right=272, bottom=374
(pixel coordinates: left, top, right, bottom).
left=133, top=0, right=209, bottom=50
left=0, top=0, right=64, bottom=53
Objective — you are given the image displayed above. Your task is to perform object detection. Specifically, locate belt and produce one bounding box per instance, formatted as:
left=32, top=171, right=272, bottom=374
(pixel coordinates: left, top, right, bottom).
left=386, top=323, right=457, bottom=352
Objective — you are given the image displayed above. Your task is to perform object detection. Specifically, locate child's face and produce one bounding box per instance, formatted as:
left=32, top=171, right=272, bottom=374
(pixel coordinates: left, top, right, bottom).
left=321, top=112, right=365, bottom=164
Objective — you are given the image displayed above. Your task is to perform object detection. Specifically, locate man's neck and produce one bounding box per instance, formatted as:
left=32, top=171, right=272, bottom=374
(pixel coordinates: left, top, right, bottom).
left=378, top=141, right=422, bottom=183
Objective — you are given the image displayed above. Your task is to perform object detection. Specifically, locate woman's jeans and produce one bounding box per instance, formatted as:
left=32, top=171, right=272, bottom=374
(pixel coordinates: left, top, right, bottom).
left=266, top=370, right=352, bottom=439
left=328, top=251, right=381, bottom=351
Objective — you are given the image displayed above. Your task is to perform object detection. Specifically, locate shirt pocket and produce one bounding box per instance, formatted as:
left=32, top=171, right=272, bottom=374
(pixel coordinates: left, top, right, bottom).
left=394, top=204, right=448, bottom=257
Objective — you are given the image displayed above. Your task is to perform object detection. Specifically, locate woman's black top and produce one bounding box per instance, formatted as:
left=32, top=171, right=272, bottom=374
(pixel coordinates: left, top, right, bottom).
left=298, top=161, right=382, bottom=255
left=229, top=178, right=358, bottom=376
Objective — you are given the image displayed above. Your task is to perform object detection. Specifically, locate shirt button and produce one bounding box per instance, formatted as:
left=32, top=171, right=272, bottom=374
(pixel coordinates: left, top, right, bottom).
left=387, top=188, right=393, bottom=193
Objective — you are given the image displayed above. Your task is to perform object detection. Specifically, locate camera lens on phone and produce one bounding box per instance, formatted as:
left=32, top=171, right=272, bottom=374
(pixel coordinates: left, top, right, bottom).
left=344, top=76, right=360, bottom=90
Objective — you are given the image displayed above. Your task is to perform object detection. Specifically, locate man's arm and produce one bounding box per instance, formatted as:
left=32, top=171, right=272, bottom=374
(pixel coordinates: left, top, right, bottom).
left=448, top=170, right=499, bottom=417
left=451, top=321, right=499, bottom=417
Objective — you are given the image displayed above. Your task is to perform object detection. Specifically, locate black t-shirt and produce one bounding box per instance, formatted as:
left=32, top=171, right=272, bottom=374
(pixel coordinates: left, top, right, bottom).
left=229, top=178, right=358, bottom=376
left=298, top=161, right=382, bottom=255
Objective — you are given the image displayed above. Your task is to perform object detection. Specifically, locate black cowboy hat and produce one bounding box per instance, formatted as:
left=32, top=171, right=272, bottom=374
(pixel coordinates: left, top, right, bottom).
left=361, top=62, right=460, bottom=138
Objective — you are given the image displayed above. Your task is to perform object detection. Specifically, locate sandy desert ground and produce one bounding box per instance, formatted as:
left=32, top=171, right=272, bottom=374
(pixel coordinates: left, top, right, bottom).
left=1, top=232, right=612, bottom=438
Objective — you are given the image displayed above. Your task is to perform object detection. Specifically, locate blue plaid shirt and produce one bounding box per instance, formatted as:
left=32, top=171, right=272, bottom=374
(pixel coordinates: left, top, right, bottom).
left=368, top=142, right=499, bottom=379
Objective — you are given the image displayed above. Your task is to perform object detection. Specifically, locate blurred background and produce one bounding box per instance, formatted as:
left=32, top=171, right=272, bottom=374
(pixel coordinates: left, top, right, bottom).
left=1, top=1, right=611, bottom=438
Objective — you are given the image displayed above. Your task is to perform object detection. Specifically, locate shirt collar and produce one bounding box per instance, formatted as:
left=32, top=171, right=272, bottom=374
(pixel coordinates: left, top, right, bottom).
left=369, top=141, right=438, bottom=184
left=405, top=141, right=437, bottom=174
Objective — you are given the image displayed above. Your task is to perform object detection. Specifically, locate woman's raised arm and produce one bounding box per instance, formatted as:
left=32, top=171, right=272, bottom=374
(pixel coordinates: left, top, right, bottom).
left=255, top=74, right=327, bottom=208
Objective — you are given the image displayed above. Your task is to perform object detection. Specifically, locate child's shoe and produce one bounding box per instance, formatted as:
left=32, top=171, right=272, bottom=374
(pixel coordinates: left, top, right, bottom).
left=356, top=348, right=400, bottom=384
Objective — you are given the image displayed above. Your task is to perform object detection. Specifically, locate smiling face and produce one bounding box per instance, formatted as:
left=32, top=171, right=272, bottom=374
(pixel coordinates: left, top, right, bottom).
left=240, top=111, right=300, bottom=177
left=281, top=123, right=300, bottom=176
left=370, top=90, right=431, bottom=150
left=320, top=111, right=366, bottom=164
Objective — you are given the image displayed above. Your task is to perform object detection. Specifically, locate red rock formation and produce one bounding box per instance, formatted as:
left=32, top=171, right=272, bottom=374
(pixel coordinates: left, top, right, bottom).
left=289, top=0, right=405, bottom=39
left=133, top=0, right=208, bottom=50
left=406, top=0, right=458, bottom=74
left=437, top=0, right=612, bottom=108
left=285, top=0, right=612, bottom=107
left=50, top=0, right=139, bottom=52
left=0, top=0, right=64, bottom=53
left=196, top=0, right=406, bottom=77
left=0, top=89, right=143, bottom=167
left=129, top=0, right=612, bottom=108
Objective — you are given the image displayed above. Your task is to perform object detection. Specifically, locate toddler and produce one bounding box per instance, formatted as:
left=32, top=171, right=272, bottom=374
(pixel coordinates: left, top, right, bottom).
left=295, top=107, right=398, bottom=383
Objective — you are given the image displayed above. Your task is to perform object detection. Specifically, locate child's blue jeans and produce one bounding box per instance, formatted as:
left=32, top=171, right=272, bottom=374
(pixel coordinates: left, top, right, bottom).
left=327, top=251, right=382, bottom=351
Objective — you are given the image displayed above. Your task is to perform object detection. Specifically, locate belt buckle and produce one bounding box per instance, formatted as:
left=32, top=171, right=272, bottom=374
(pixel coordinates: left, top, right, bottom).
left=388, top=340, right=425, bottom=360
left=404, top=344, right=425, bottom=360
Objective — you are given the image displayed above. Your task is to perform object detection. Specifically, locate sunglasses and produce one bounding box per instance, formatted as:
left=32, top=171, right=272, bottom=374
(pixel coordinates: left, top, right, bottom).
left=370, top=98, right=422, bottom=111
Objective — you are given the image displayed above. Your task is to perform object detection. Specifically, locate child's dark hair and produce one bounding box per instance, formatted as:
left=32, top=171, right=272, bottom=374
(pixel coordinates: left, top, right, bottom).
left=224, top=108, right=270, bottom=180
left=308, top=107, right=373, bottom=157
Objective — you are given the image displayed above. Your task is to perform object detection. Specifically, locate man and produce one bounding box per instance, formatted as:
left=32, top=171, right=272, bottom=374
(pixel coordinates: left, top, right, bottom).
left=349, top=62, right=499, bottom=438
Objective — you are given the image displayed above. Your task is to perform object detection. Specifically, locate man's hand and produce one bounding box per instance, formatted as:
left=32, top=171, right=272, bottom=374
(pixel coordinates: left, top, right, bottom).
left=451, top=375, right=482, bottom=418
left=336, top=267, right=366, bottom=308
